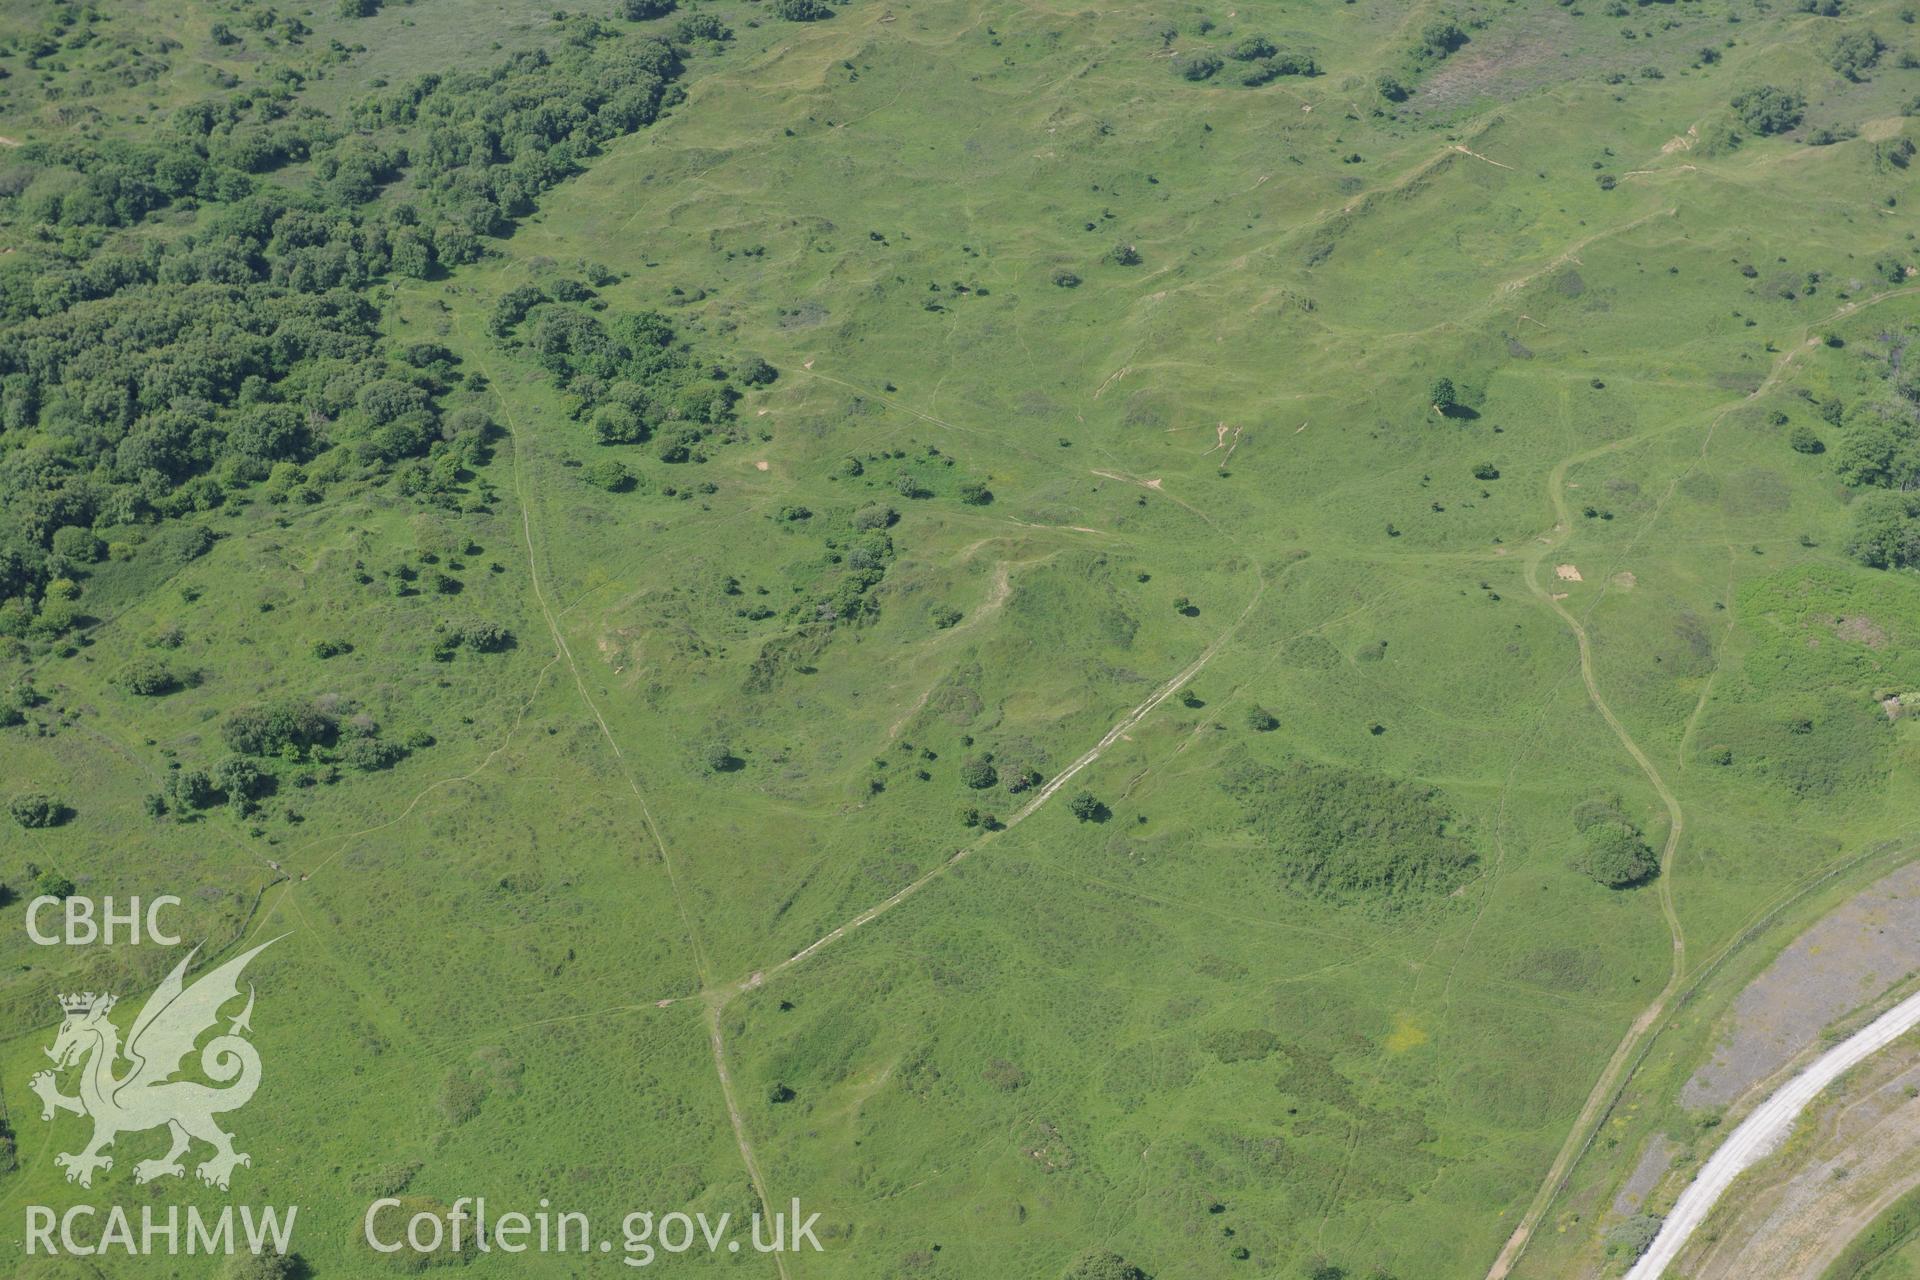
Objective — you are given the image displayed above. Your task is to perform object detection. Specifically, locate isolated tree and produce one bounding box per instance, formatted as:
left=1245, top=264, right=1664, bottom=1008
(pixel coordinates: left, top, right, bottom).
left=1825, top=29, right=1886, bottom=79
left=706, top=742, right=737, bottom=772
left=1575, top=821, right=1659, bottom=888
left=1377, top=73, right=1411, bottom=102
left=1063, top=1251, right=1148, bottom=1280
left=10, top=793, right=66, bottom=829
left=341, top=737, right=405, bottom=772
left=583, top=459, right=637, bottom=492
left=673, top=13, right=732, bottom=41
left=1788, top=424, right=1823, bottom=454
left=1003, top=762, right=1043, bottom=794
left=166, top=769, right=217, bottom=812
left=118, top=657, right=179, bottom=696
left=1730, top=85, right=1805, bottom=135
left=1429, top=377, right=1458, bottom=413
left=1175, top=52, right=1225, bottom=81
left=221, top=1250, right=305, bottom=1280
left=1418, top=19, right=1467, bottom=57
left=457, top=621, right=514, bottom=652
left=35, top=870, right=77, bottom=899
left=1069, top=791, right=1105, bottom=821
left=960, top=756, right=998, bottom=789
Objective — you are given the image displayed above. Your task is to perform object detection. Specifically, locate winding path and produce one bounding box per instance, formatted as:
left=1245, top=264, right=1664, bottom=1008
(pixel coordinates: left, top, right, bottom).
left=1485, top=282, right=1920, bottom=1280
left=1625, top=985, right=1920, bottom=1279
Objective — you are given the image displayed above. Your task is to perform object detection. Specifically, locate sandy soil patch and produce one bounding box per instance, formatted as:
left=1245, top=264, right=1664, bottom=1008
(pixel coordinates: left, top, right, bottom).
left=1555, top=564, right=1582, bottom=581
left=754, top=460, right=770, bottom=471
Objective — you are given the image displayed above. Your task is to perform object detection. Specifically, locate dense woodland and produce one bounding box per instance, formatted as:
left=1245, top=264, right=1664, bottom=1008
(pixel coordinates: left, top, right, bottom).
left=0, top=12, right=720, bottom=637
left=1837, top=324, right=1920, bottom=568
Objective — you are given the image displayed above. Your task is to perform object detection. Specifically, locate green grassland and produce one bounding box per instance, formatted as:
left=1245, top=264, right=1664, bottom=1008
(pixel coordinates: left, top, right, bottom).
left=3, top=0, right=1920, bottom=1276
left=1822, top=1183, right=1920, bottom=1279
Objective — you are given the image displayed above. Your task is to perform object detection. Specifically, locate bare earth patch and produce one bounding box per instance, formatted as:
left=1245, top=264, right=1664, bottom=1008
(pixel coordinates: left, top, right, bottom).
left=1834, top=615, right=1889, bottom=648
left=1613, top=1135, right=1674, bottom=1216
left=1660, top=127, right=1697, bottom=155
left=1679, top=860, right=1920, bottom=1110
left=1417, top=11, right=1596, bottom=108
left=1555, top=564, right=1582, bottom=582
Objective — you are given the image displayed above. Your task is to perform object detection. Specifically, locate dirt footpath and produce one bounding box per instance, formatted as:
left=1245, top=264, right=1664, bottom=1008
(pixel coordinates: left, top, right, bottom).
left=1681, top=861, right=1920, bottom=1110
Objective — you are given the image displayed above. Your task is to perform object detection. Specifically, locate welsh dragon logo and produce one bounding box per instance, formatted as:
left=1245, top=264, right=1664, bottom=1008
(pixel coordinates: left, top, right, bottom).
left=30, top=938, right=278, bottom=1190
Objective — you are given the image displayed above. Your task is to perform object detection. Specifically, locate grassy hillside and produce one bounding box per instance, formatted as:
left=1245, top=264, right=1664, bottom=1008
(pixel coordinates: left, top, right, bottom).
left=2, top=0, right=1918, bottom=1277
